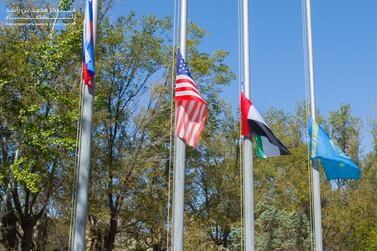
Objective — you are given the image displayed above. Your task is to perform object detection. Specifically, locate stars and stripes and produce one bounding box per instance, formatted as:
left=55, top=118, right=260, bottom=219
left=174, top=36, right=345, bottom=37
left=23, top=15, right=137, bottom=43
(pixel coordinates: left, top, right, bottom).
left=82, top=0, right=95, bottom=87
left=175, top=50, right=208, bottom=147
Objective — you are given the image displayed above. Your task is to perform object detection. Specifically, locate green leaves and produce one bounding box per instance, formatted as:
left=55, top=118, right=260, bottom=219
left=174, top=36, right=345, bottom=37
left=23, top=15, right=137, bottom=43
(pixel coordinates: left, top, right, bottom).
left=11, top=157, right=41, bottom=193
left=58, top=0, right=74, bottom=11
left=255, top=202, right=310, bottom=250
left=329, top=104, right=361, bottom=162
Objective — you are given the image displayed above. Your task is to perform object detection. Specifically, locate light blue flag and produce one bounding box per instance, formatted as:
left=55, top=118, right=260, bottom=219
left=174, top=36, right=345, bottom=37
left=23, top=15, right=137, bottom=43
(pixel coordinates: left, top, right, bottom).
left=308, top=119, right=361, bottom=180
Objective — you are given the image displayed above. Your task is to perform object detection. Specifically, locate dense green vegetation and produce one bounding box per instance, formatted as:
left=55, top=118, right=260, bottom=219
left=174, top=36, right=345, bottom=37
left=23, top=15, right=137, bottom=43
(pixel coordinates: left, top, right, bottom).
left=0, top=1, right=376, bottom=250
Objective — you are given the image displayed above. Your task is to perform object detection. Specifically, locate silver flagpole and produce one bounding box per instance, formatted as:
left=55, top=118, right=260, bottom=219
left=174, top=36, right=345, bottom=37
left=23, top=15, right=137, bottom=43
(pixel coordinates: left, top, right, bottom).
left=242, top=0, right=254, bottom=250
left=304, top=0, right=323, bottom=250
left=72, top=0, right=98, bottom=250
left=172, top=0, right=187, bottom=250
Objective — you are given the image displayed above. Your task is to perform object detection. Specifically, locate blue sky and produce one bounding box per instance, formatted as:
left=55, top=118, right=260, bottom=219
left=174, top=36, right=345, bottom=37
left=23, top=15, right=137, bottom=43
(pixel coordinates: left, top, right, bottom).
left=1, top=0, right=376, bottom=153
left=111, top=0, right=376, bottom=153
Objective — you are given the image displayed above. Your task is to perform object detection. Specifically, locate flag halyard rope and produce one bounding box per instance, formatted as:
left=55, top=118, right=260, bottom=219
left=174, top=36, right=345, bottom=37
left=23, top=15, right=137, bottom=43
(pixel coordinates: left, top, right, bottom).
left=69, top=66, right=85, bottom=249
left=166, top=0, right=179, bottom=249
left=237, top=0, right=244, bottom=249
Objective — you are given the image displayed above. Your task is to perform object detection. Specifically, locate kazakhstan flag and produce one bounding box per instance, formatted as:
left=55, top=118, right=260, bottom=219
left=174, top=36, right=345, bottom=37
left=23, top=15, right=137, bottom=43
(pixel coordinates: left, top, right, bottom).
left=308, top=119, right=361, bottom=180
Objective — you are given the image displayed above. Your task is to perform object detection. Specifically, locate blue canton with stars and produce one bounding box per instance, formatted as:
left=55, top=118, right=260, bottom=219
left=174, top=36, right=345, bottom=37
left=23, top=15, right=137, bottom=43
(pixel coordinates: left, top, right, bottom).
left=176, top=50, right=192, bottom=78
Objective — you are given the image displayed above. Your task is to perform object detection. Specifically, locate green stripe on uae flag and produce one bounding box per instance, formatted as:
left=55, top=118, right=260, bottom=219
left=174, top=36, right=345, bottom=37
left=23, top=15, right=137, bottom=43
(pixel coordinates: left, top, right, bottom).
left=255, top=135, right=266, bottom=159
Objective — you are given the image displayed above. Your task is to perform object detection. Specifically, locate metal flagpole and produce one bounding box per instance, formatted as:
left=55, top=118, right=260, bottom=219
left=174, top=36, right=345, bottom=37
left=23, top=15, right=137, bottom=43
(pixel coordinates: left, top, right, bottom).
left=304, top=0, right=323, bottom=250
left=72, top=0, right=98, bottom=250
left=172, top=0, right=187, bottom=250
left=242, top=0, right=254, bottom=250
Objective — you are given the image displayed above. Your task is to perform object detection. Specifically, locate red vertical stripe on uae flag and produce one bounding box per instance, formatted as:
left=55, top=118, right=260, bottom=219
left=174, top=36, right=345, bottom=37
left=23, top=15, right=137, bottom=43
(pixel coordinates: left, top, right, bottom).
left=241, top=92, right=251, bottom=136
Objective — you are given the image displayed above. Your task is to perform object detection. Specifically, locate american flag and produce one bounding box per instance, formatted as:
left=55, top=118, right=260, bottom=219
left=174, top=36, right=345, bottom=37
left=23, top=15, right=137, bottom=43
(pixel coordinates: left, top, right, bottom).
left=175, top=50, right=208, bottom=147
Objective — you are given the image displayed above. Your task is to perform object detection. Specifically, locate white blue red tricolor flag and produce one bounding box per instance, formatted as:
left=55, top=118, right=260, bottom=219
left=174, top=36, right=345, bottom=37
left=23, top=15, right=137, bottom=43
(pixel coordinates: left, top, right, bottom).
left=175, top=50, right=208, bottom=147
left=82, top=0, right=95, bottom=87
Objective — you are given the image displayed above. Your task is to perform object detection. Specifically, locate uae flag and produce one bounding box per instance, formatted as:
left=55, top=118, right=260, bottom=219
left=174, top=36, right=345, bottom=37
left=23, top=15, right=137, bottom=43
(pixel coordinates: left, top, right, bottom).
left=241, top=93, right=290, bottom=158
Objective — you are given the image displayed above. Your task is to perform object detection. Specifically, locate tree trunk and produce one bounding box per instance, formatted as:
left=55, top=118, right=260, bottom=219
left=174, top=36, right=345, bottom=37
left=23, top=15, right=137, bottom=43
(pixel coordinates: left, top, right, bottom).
left=1, top=198, right=19, bottom=250
left=88, top=214, right=103, bottom=251
left=152, top=244, right=162, bottom=251
left=103, top=213, right=118, bottom=251
left=35, top=212, right=48, bottom=251
left=222, top=230, right=229, bottom=248
left=295, top=214, right=303, bottom=250
left=21, top=221, right=35, bottom=251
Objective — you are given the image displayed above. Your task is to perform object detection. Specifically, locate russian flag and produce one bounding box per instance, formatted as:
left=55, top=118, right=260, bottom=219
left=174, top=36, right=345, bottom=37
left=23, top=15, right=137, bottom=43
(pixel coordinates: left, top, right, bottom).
left=82, top=0, right=95, bottom=87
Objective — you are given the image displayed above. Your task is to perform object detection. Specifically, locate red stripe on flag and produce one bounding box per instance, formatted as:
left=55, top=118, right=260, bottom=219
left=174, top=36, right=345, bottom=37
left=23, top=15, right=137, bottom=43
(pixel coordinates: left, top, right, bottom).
left=175, top=94, right=206, bottom=104
left=176, top=87, right=200, bottom=95
left=240, top=92, right=252, bottom=136
left=82, top=62, right=93, bottom=87
left=192, top=105, right=208, bottom=146
left=176, top=78, right=198, bottom=88
left=185, top=102, right=203, bottom=144
left=184, top=101, right=200, bottom=138
left=176, top=101, right=187, bottom=138
left=183, top=103, right=193, bottom=139
left=175, top=99, right=207, bottom=147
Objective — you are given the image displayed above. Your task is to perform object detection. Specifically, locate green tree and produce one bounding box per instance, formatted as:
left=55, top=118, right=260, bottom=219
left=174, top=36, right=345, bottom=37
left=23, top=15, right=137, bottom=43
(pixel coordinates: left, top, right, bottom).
left=0, top=1, right=82, bottom=248
left=329, top=104, right=361, bottom=162
left=86, top=13, right=172, bottom=250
